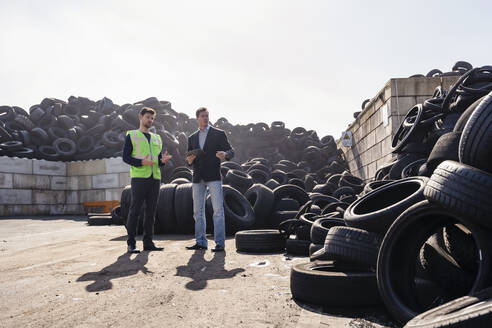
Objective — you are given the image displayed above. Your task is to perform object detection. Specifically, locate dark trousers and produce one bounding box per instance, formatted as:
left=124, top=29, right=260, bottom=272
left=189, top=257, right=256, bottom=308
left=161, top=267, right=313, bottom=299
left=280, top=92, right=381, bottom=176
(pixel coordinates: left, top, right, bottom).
left=127, top=177, right=160, bottom=247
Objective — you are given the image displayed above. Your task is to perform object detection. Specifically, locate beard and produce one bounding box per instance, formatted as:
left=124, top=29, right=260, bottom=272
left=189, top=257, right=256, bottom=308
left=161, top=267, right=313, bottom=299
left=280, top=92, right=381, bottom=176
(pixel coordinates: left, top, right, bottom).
left=144, top=122, right=152, bottom=128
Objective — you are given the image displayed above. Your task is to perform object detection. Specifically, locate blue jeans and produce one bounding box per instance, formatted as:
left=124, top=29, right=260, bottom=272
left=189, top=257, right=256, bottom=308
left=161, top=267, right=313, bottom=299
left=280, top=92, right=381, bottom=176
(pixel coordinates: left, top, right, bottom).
left=192, top=180, right=225, bottom=248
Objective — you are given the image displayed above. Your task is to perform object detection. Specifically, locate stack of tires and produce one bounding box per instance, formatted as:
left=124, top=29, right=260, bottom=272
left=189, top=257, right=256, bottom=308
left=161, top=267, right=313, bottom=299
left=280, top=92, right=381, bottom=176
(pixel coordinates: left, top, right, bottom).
left=0, top=96, right=343, bottom=179
left=408, top=60, right=475, bottom=78
left=288, top=75, right=492, bottom=326
left=119, top=153, right=351, bottom=236
left=0, top=96, right=195, bottom=164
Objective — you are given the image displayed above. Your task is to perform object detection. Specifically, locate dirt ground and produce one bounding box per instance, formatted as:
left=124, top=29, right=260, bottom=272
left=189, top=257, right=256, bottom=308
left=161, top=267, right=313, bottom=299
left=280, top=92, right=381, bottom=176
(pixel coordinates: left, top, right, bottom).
left=0, top=217, right=397, bottom=328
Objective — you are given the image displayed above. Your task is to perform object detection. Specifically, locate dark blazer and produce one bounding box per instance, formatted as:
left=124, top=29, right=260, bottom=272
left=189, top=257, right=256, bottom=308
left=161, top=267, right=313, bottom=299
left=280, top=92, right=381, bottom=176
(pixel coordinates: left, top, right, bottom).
left=187, top=126, right=234, bottom=182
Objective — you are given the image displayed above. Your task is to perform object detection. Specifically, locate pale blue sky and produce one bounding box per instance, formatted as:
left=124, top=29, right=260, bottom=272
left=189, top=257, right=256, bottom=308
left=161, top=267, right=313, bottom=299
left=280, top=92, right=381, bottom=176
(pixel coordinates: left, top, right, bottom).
left=0, top=0, right=490, bottom=138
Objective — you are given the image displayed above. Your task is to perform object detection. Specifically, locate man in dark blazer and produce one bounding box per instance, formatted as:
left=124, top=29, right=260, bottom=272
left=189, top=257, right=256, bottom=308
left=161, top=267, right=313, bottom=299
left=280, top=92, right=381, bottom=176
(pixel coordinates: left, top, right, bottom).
left=186, top=107, right=234, bottom=252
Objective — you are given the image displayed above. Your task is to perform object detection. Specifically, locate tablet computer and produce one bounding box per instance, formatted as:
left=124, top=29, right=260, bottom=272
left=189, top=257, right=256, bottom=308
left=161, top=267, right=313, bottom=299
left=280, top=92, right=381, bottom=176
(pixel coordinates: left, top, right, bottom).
left=186, top=149, right=205, bottom=157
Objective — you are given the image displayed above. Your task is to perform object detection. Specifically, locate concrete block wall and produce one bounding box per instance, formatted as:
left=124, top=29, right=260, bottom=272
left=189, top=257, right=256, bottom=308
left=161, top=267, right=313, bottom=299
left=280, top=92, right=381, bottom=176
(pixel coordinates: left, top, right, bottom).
left=0, top=156, right=131, bottom=216
left=339, top=76, right=459, bottom=181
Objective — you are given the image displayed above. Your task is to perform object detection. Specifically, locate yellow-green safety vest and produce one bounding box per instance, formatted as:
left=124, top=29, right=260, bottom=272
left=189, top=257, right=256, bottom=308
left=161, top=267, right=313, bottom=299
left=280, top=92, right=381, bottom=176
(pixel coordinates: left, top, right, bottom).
left=127, top=130, right=163, bottom=180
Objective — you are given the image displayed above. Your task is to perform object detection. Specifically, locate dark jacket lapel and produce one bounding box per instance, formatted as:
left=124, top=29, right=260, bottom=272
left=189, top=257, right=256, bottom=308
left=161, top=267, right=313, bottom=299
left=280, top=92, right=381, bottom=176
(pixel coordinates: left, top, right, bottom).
left=192, top=132, right=200, bottom=150
left=202, top=126, right=215, bottom=151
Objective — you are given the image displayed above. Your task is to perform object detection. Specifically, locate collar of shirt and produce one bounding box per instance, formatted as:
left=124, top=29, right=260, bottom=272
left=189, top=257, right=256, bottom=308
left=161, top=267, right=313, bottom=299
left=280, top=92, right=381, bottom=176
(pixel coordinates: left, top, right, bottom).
left=199, top=125, right=211, bottom=132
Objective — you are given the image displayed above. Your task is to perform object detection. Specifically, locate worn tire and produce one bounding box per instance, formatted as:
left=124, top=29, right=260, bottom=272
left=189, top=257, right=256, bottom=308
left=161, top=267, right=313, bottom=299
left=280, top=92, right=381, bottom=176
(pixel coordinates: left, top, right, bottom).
left=156, top=183, right=178, bottom=233
left=290, top=261, right=380, bottom=307
left=377, top=200, right=492, bottom=324
left=235, top=230, right=286, bottom=253
left=344, top=177, right=428, bottom=234
left=324, top=226, right=383, bottom=269
left=174, top=183, right=194, bottom=233
left=424, top=161, right=492, bottom=229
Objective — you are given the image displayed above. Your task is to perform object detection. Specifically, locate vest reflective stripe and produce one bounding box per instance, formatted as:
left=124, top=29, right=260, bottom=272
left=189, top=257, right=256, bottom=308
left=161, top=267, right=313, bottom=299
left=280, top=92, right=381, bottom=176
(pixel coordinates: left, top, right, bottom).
left=127, top=130, right=162, bottom=180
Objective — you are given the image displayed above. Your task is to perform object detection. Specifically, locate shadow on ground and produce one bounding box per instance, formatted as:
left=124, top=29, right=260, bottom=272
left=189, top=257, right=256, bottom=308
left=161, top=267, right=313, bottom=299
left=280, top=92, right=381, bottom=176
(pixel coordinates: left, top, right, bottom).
left=175, top=250, right=245, bottom=291
left=77, top=252, right=150, bottom=292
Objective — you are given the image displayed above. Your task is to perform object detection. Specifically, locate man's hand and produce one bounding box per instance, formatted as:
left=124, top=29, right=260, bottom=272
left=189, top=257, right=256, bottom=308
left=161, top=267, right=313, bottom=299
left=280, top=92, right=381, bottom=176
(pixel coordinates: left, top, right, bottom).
left=141, top=154, right=156, bottom=166
left=216, top=151, right=227, bottom=161
left=186, top=154, right=196, bottom=165
left=161, top=151, right=173, bottom=164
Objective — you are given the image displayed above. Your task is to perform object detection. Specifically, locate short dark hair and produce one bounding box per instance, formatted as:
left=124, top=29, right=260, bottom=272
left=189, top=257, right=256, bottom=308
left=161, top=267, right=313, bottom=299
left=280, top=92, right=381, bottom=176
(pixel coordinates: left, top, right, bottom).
left=196, top=107, right=208, bottom=118
left=139, top=107, right=156, bottom=116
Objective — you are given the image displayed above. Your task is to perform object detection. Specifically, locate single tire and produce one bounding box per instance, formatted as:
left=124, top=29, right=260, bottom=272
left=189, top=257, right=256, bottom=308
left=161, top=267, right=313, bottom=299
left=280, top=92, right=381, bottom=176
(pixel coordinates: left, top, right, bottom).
left=235, top=230, right=286, bottom=253
left=88, top=216, right=113, bottom=226
left=222, top=185, right=256, bottom=233
left=224, top=169, right=254, bottom=194
left=156, top=183, right=178, bottom=233
left=423, top=161, right=492, bottom=229
left=310, top=217, right=345, bottom=244
left=244, top=184, right=274, bottom=228
left=111, top=206, right=124, bottom=225
left=362, top=180, right=394, bottom=195
left=285, top=239, right=310, bottom=256
left=443, top=224, right=479, bottom=272
left=53, top=138, right=77, bottom=157
left=265, top=179, right=280, bottom=190
left=309, top=243, right=324, bottom=257
left=344, top=177, right=428, bottom=234
left=290, top=261, right=381, bottom=307
left=30, top=127, right=49, bottom=146
left=377, top=200, right=492, bottom=324
left=273, top=184, right=310, bottom=207
left=404, top=287, right=492, bottom=328
left=324, top=226, right=383, bottom=269
left=419, top=233, right=475, bottom=296
left=426, top=132, right=461, bottom=172
left=174, top=183, right=194, bottom=233
left=459, top=92, right=492, bottom=173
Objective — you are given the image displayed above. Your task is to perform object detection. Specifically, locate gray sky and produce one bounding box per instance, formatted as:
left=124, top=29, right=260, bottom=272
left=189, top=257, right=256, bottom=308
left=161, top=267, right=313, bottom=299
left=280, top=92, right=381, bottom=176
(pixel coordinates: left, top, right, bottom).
left=1, top=0, right=491, bottom=138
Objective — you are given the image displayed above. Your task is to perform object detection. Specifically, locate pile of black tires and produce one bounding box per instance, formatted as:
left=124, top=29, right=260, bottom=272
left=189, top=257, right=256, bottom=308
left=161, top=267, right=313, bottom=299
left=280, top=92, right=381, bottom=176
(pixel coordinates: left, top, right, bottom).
left=279, top=66, right=492, bottom=327
left=0, top=96, right=196, bottom=162
left=0, top=96, right=340, bottom=173
left=118, top=152, right=349, bottom=235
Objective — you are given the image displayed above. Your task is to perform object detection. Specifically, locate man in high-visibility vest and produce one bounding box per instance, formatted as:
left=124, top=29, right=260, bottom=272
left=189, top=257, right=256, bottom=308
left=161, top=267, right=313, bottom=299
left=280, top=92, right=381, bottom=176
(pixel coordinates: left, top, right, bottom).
left=122, top=107, right=172, bottom=253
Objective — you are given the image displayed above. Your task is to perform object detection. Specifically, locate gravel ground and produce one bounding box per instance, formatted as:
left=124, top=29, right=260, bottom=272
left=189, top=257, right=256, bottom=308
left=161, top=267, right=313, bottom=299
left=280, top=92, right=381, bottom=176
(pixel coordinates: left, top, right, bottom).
left=0, top=216, right=397, bottom=328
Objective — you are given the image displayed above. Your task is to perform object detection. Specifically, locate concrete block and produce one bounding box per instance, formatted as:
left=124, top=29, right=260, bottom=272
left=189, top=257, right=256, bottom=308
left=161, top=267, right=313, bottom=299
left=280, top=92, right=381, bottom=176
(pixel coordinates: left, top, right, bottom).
left=0, top=173, right=13, bottom=188
left=345, top=149, right=354, bottom=162
left=0, top=156, right=32, bottom=174
left=13, top=174, right=50, bottom=190
left=367, top=130, right=376, bottom=149
left=0, top=189, right=31, bottom=205
left=66, top=191, right=80, bottom=204
left=382, top=136, right=393, bottom=156
left=370, top=143, right=382, bottom=163
left=391, top=116, right=405, bottom=136
left=348, top=160, right=359, bottom=174
left=105, top=188, right=124, bottom=201
left=0, top=205, right=43, bottom=216
left=70, top=190, right=106, bottom=204
left=32, top=190, right=65, bottom=205
left=383, top=84, right=392, bottom=102
left=67, top=160, right=105, bottom=176
left=65, top=176, right=92, bottom=190
left=375, top=125, right=387, bottom=144
left=51, top=176, right=68, bottom=190
left=105, top=157, right=130, bottom=174
left=92, top=173, right=120, bottom=189
left=119, top=172, right=131, bottom=187
left=33, top=160, right=66, bottom=176
left=390, top=96, right=417, bottom=116
left=50, top=204, right=85, bottom=215
left=391, top=77, right=459, bottom=97
left=367, top=162, right=377, bottom=180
